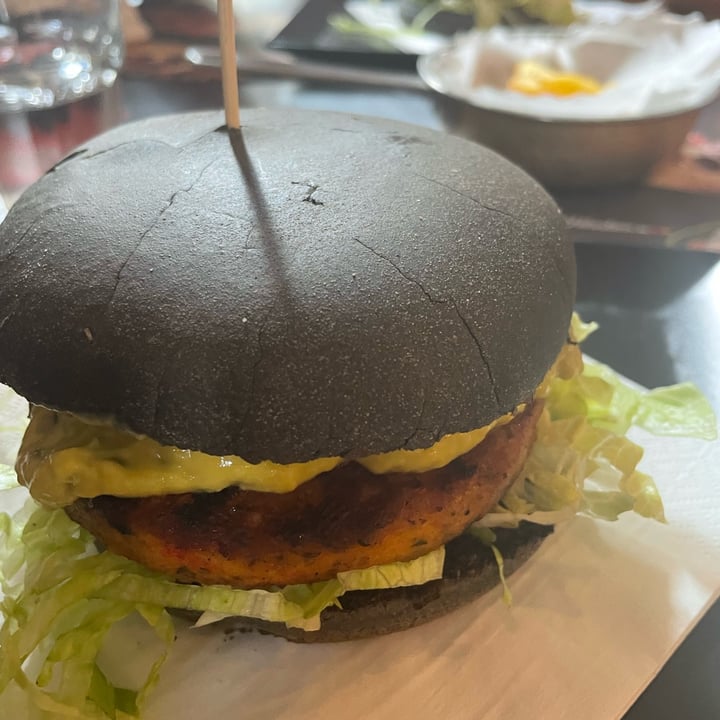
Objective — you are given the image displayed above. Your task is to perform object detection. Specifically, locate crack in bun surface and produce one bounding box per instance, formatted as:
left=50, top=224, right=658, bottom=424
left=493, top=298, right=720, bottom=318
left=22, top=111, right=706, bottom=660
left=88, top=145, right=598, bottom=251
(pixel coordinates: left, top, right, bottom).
left=0, top=109, right=574, bottom=463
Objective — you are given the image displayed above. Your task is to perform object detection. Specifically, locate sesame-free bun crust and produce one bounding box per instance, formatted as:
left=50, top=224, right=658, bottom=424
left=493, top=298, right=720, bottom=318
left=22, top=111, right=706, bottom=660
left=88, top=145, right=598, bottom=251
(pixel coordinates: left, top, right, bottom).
left=0, top=110, right=574, bottom=462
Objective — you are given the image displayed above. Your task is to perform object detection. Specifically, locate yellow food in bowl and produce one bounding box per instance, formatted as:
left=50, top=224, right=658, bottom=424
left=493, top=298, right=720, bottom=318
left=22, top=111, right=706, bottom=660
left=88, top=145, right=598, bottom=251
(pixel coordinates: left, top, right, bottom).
left=507, top=60, right=604, bottom=96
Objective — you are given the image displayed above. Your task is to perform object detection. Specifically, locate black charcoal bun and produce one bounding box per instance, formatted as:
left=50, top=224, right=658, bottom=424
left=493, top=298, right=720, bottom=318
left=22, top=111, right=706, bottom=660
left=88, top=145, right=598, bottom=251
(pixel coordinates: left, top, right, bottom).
left=220, top=523, right=552, bottom=643
left=0, top=109, right=574, bottom=462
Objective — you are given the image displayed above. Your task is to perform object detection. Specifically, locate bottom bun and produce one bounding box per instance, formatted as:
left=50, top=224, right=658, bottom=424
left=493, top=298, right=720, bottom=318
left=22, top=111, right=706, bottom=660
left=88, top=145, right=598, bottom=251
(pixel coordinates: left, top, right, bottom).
left=219, top=523, right=553, bottom=643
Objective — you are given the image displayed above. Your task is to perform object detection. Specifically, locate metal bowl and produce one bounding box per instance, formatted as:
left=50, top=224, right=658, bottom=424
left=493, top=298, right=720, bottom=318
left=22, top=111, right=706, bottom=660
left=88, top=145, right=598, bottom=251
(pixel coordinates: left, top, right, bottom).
left=428, top=94, right=701, bottom=189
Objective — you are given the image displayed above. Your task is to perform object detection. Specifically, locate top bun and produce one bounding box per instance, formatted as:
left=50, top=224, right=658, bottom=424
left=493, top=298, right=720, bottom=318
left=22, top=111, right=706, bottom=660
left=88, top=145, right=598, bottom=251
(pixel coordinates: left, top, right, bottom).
left=0, top=109, right=574, bottom=463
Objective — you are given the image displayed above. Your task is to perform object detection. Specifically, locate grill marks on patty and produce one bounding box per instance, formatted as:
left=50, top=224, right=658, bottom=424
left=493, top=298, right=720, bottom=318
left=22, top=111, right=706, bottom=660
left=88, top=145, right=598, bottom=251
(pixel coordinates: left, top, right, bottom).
left=67, top=402, right=542, bottom=588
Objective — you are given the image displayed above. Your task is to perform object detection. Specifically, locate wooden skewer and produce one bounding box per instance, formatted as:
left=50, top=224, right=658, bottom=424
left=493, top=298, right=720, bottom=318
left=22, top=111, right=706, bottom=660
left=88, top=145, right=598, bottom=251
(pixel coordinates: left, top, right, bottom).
left=217, top=0, right=240, bottom=129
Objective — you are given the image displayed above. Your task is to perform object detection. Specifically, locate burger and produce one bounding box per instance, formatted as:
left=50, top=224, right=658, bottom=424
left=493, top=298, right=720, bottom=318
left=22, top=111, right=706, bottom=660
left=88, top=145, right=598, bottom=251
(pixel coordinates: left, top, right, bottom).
left=0, top=109, right=576, bottom=641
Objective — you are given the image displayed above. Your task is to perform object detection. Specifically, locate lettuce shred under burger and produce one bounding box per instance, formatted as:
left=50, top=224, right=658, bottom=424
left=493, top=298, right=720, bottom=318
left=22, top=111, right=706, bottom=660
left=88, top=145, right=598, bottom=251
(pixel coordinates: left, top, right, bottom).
left=0, top=315, right=716, bottom=720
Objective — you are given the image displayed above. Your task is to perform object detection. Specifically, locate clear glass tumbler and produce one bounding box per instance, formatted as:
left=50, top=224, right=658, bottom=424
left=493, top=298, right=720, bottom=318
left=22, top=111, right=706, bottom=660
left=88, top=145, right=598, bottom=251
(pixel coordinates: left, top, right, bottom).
left=0, top=0, right=123, bottom=112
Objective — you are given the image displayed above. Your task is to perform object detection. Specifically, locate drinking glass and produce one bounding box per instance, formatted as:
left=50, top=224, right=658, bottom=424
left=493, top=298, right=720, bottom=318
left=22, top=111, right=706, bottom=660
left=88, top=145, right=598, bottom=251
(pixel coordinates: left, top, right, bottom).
left=0, top=0, right=123, bottom=112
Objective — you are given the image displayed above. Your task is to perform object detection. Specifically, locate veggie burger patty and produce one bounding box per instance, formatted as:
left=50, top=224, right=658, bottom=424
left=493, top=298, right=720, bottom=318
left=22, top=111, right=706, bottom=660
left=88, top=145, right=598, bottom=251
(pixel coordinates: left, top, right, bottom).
left=67, top=402, right=542, bottom=588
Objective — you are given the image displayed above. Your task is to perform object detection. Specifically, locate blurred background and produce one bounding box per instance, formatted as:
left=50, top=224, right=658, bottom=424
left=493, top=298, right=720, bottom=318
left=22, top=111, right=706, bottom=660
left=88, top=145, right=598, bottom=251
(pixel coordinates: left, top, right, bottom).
left=0, top=1, right=719, bottom=718
left=1, top=0, right=719, bottom=209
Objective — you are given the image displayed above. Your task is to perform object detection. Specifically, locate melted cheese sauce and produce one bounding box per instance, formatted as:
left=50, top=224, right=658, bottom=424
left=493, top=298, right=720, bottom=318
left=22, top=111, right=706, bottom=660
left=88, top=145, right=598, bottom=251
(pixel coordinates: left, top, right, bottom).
left=358, top=412, right=517, bottom=475
left=17, top=409, right=343, bottom=507
left=17, top=344, right=582, bottom=507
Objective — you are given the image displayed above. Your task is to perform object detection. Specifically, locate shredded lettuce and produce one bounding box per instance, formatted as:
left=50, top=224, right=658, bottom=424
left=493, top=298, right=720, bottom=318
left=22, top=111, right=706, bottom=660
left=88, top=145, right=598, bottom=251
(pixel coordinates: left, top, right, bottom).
left=569, top=313, right=599, bottom=344
left=1, top=313, right=717, bottom=718
left=582, top=363, right=717, bottom=440
left=477, top=341, right=715, bottom=530
left=0, top=496, right=443, bottom=719
left=467, top=527, right=513, bottom=606
left=194, top=546, right=445, bottom=630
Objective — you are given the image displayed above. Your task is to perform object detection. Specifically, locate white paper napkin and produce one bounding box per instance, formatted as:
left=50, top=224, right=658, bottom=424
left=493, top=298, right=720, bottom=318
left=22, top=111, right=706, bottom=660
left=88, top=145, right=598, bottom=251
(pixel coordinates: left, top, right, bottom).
left=1, top=387, right=718, bottom=719
left=140, top=428, right=720, bottom=720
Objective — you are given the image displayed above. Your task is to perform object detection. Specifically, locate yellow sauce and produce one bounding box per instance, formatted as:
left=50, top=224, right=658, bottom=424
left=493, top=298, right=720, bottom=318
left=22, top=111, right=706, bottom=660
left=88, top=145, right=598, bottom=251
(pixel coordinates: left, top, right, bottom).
left=17, top=409, right=342, bottom=507
left=358, top=411, right=517, bottom=475
left=17, top=344, right=582, bottom=508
